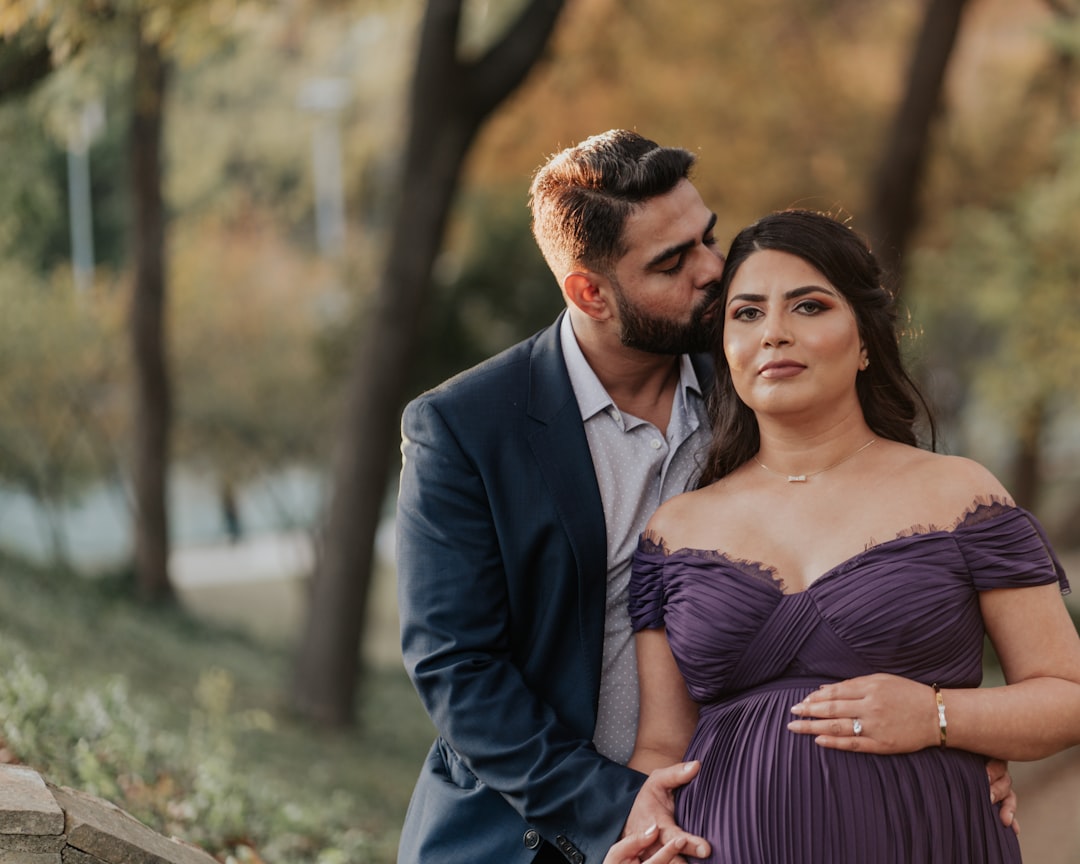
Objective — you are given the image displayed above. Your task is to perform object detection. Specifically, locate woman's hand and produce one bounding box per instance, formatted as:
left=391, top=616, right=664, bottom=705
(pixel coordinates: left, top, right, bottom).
left=604, top=825, right=688, bottom=864
left=788, top=675, right=1022, bottom=834
left=787, top=673, right=939, bottom=753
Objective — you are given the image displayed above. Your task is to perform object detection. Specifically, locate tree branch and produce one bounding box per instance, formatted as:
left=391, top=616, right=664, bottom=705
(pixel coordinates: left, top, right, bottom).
left=468, top=0, right=566, bottom=116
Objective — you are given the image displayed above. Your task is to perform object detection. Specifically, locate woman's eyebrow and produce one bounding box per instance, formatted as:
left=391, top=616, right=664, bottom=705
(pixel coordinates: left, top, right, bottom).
left=726, top=284, right=836, bottom=306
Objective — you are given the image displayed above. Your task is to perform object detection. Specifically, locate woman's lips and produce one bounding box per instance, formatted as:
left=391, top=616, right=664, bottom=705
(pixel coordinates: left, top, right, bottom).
left=758, top=361, right=805, bottom=379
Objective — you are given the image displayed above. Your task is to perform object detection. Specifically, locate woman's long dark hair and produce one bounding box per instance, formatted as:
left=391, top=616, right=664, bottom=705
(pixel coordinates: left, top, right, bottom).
left=697, top=210, right=935, bottom=487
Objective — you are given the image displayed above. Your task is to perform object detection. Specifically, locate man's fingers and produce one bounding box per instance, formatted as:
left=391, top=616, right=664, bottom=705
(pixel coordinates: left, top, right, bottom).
left=649, top=760, right=700, bottom=791
left=986, top=758, right=1018, bottom=833
left=653, top=825, right=710, bottom=860
left=604, top=826, right=693, bottom=864
left=604, top=825, right=659, bottom=864
left=636, top=763, right=711, bottom=859
left=986, top=760, right=1012, bottom=806
left=996, top=788, right=1019, bottom=833
left=988, top=776, right=1010, bottom=805
left=645, top=836, right=689, bottom=863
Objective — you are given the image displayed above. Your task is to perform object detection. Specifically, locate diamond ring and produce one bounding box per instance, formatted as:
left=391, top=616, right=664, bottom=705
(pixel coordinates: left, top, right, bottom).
left=852, top=718, right=863, bottom=737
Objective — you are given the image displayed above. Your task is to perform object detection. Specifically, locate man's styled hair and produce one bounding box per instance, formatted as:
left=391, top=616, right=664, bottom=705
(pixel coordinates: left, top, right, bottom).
left=529, top=129, right=696, bottom=280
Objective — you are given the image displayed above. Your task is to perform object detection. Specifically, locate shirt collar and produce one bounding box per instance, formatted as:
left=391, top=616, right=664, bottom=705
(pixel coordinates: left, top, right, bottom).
left=559, top=312, right=704, bottom=422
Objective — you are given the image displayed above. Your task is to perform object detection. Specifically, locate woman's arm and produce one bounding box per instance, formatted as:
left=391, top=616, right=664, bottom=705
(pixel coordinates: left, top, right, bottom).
left=945, top=583, right=1080, bottom=760
left=787, top=583, right=1080, bottom=761
left=628, top=628, right=700, bottom=774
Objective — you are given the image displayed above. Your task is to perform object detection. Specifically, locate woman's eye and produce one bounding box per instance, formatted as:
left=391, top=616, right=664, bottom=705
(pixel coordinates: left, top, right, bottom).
left=733, top=307, right=762, bottom=321
left=795, top=299, right=826, bottom=314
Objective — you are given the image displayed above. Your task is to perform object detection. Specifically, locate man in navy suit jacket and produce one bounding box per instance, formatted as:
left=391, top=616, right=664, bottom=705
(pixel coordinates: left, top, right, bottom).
left=396, top=130, right=721, bottom=863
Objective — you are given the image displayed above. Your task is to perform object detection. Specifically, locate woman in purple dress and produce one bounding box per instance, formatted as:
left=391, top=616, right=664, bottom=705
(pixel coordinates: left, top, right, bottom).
left=625, top=210, right=1080, bottom=863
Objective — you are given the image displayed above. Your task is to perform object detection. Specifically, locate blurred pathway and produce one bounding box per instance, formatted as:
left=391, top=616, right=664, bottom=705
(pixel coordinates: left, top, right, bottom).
left=170, top=527, right=402, bottom=667
left=1013, top=745, right=1080, bottom=863
left=171, top=531, right=314, bottom=644
left=172, top=530, right=314, bottom=588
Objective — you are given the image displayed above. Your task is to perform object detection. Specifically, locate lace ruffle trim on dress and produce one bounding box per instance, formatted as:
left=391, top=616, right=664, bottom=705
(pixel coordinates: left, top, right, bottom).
left=638, top=495, right=1071, bottom=596
left=890, top=494, right=1015, bottom=540
left=639, top=530, right=787, bottom=593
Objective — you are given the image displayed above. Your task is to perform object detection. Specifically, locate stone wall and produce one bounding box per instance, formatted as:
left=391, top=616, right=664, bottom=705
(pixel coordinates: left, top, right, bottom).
left=0, top=764, right=217, bottom=864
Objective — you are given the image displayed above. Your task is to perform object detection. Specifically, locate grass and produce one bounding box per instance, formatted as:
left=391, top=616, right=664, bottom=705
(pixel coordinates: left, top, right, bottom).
left=0, top=551, right=434, bottom=864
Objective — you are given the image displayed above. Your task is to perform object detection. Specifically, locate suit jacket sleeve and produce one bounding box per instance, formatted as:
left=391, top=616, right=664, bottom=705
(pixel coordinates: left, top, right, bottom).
left=397, top=389, right=645, bottom=861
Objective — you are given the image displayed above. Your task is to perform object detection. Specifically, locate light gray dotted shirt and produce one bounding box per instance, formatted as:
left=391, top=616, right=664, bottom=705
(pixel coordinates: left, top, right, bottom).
left=560, top=314, right=711, bottom=765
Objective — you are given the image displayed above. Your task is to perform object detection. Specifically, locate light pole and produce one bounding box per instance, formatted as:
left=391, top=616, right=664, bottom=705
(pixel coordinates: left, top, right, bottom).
left=66, top=100, right=104, bottom=293
left=298, top=77, right=349, bottom=261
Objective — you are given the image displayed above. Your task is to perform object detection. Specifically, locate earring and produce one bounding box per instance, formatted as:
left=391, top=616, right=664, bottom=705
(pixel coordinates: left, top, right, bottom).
left=860, top=357, right=870, bottom=370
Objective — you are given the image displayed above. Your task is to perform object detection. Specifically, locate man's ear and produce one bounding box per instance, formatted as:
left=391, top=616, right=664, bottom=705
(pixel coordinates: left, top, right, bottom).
left=563, top=271, right=612, bottom=321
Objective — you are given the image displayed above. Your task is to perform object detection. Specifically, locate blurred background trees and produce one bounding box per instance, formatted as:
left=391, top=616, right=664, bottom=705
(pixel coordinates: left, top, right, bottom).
left=1, top=0, right=1078, bottom=724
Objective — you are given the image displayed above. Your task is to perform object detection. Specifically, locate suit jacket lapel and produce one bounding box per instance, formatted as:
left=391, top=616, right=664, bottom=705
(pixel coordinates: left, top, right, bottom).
left=526, top=315, right=607, bottom=698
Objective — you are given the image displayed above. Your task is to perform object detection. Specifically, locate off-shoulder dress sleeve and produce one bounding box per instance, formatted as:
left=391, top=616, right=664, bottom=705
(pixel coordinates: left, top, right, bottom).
left=956, top=503, right=1071, bottom=595
left=629, top=533, right=668, bottom=631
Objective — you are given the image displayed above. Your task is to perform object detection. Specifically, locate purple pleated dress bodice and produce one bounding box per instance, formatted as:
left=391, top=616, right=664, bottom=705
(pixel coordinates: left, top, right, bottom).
left=629, top=501, right=1070, bottom=863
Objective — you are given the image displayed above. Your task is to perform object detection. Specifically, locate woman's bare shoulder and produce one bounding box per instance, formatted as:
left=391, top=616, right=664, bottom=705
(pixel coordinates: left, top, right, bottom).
left=645, top=474, right=750, bottom=550
left=646, top=485, right=709, bottom=533
left=890, top=447, right=1014, bottom=513
left=906, top=449, right=1007, bottom=487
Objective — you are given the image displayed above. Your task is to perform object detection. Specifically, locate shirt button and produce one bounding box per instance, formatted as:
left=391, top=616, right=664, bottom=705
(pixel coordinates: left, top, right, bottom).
left=650, top=439, right=662, bottom=450
left=523, top=829, right=541, bottom=849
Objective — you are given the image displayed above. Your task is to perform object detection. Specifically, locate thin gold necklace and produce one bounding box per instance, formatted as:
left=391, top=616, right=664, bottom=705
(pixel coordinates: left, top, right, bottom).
left=754, top=438, right=877, bottom=483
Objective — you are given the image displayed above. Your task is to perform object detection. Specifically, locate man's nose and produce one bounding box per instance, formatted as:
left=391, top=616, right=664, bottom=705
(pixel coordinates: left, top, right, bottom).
left=695, top=246, right=725, bottom=287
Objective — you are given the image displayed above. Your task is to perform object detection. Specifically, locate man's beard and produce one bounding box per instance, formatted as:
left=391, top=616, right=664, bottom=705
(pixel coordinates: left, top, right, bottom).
left=614, top=285, right=719, bottom=355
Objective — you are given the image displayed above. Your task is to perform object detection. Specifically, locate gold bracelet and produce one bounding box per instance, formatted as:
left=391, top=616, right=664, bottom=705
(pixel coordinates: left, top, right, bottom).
left=932, top=683, right=947, bottom=748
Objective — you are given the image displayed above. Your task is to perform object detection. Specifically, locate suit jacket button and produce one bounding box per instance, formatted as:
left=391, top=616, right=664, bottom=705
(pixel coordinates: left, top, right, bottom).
left=523, top=829, right=541, bottom=849
left=555, top=835, right=584, bottom=863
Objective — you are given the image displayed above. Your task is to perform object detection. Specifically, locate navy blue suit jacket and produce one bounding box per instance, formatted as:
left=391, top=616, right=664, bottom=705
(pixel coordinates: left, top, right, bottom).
left=396, top=314, right=652, bottom=863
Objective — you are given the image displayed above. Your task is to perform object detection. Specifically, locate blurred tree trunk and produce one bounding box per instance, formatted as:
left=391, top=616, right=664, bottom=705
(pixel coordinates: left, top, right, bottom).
left=866, top=0, right=971, bottom=291
left=1011, top=398, right=1046, bottom=511
left=130, top=23, right=173, bottom=603
left=291, top=0, right=566, bottom=726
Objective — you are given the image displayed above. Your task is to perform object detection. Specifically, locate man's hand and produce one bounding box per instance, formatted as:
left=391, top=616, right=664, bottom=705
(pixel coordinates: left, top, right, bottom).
left=623, top=761, right=710, bottom=862
left=604, top=825, right=687, bottom=864
left=987, top=758, right=1019, bottom=835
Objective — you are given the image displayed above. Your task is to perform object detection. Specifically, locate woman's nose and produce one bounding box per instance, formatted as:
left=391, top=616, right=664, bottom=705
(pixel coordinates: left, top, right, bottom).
left=761, top=314, right=792, bottom=347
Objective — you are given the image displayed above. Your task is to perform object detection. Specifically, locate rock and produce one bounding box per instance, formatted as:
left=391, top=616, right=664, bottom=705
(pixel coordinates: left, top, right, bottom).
left=0, top=765, right=64, bottom=836
left=49, top=784, right=219, bottom=864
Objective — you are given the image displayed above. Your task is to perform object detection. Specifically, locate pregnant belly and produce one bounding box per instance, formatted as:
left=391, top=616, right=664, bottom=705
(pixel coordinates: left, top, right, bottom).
left=676, top=680, right=1019, bottom=864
